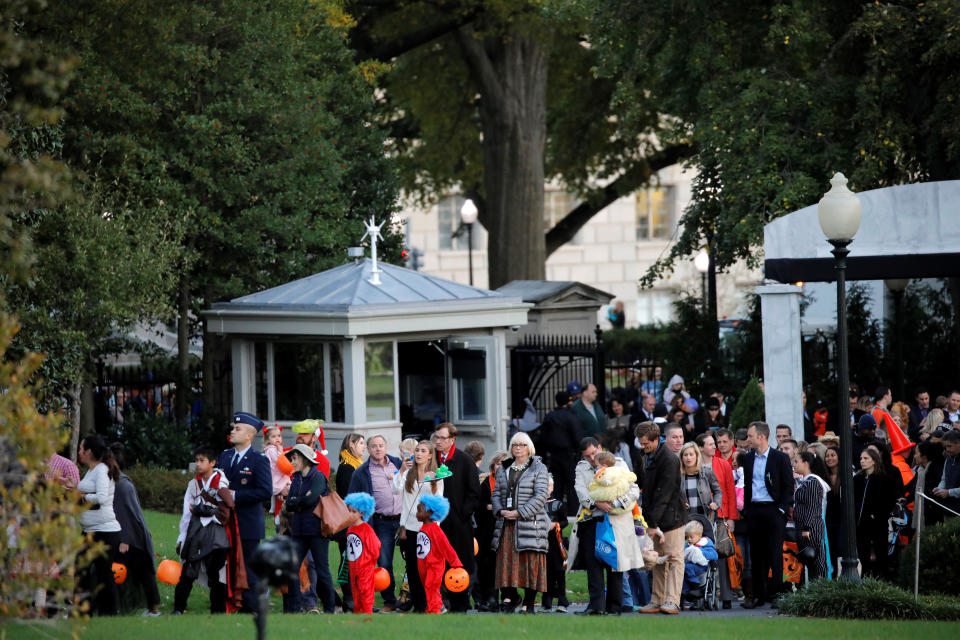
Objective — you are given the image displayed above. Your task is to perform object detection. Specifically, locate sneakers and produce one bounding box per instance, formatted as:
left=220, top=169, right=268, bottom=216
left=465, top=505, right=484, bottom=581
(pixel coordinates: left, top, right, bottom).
left=660, top=602, right=680, bottom=615
left=171, top=610, right=183, bottom=616
left=638, top=602, right=661, bottom=614
left=555, top=605, right=567, bottom=613
left=142, top=610, right=161, bottom=617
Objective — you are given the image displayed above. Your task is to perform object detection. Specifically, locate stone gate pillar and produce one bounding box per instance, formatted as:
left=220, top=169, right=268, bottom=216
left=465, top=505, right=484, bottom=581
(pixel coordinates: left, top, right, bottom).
left=757, top=283, right=804, bottom=433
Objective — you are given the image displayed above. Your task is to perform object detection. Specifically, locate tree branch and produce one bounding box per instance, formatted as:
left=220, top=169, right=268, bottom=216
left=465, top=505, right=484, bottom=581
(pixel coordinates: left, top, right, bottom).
left=544, top=143, right=691, bottom=256
left=454, top=25, right=505, bottom=108
left=350, top=2, right=480, bottom=62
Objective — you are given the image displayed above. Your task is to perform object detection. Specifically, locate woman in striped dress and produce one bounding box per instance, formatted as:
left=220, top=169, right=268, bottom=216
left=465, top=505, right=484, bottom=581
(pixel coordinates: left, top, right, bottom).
left=792, top=451, right=830, bottom=581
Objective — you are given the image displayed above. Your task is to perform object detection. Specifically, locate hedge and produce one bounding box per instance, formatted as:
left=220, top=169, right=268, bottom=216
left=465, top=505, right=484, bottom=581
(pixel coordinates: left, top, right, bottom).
left=899, top=516, right=960, bottom=597
left=126, top=465, right=191, bottom=513
left=777, top=578, right=960, bottom=621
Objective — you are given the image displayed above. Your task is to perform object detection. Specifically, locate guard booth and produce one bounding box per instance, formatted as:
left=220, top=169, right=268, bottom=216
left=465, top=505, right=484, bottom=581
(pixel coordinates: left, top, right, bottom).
left=204, top=251, right=531, bottom=464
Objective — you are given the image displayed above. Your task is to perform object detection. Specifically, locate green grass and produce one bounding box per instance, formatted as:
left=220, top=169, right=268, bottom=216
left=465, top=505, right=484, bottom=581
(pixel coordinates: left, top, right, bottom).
left=141, top=508, right=589, bottom=614
left=5, top=613, right=960, bottom=640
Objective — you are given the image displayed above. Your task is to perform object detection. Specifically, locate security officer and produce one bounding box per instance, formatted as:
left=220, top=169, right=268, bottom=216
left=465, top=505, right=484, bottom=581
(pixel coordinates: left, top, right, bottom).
left=218, top=411, right=272, bottom=612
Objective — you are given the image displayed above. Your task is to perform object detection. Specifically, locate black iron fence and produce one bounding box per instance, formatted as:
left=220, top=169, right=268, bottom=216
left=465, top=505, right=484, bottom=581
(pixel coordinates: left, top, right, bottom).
left=510, top=327, right=661, bottom=420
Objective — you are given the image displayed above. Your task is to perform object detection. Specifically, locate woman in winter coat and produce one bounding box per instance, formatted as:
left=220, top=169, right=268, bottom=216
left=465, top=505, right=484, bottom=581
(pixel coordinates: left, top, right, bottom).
left=282, top=444, right=336, bottom=613
left=491, top=432, right=550, bottom=614
left=678, top=442, right=722, bottom=519
left=853, top=447, right=898, bottom=579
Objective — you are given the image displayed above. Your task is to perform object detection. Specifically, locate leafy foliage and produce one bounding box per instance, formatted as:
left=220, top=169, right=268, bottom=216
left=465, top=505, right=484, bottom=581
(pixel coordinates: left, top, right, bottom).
left=728, top=377, right=765, bottom=431
left=778, top=577, right=960, bottom=621
left=102, top=413, right=193, bottom=470
left=900, top=517, right=960, bottom=597
left=124, top=466, right=192, bottom=514
left=0, top=1, right=89, bottom=617
left=592, top=0, right=960, bottom=285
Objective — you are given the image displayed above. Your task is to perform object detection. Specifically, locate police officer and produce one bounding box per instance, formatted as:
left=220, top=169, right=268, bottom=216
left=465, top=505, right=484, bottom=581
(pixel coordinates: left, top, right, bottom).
left=218, top=411, right=272, bottom=612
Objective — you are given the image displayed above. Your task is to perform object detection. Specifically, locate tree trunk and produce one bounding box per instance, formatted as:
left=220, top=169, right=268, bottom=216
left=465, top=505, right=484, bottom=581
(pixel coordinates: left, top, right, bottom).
left=457, top=26, right=549, bottom=289
left=68, top=382, right=82, bottom=462
left=176, top=278, right=190, bottom=430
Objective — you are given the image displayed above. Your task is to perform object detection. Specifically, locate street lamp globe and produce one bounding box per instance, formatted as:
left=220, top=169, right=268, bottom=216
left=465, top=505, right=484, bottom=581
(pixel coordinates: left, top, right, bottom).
left=460, top=199, right=479, bottom=225
left=886, top=278, right=909, bottom=293
left=694, top=248, right=710, bottom=273
left=817, top=172, right=862, bottom=241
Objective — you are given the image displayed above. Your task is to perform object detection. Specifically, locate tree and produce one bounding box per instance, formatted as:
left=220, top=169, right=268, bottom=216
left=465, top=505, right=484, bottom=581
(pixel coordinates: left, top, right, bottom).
left=41, top=0, right=400, bottom=430
left=729, top=377, right=765, bottom=432
left=0, top=0, right=88, bottom=617
left=592, top=0, right=960, bottom=286
left=350, top=0, right=689, bottom=287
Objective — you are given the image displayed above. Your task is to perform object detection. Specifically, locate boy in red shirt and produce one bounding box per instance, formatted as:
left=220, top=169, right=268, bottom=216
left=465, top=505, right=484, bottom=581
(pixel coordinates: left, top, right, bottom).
left=344, top=492, right=381, bottom=614
left=416, top=494, right=462, bottom=614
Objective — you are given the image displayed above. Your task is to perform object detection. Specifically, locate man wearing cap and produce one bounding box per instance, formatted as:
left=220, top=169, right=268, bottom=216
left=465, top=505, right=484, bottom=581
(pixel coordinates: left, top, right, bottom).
left=852, top=414, right=877, bottom=465
left=218, top=411, right=272, bottom=612
left=567, top=380, right=582, bottom=403
left=541, top=391, right=581, bottom=515
left=571, top=383, right=606, bottom=439
left=347, top=434, right=403, bottom=611
left=291, top=419, right=330, bottom=478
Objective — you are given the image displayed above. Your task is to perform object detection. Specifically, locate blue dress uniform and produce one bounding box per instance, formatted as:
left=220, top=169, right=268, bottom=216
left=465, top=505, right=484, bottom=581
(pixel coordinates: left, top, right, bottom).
left=218, top=412, right=272, bottom=611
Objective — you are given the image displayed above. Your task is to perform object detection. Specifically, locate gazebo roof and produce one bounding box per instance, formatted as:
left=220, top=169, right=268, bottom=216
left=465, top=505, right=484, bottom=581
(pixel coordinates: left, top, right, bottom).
left=217, top=258, right=501, bottom=311
left=205, top=259, right=530, bottom=337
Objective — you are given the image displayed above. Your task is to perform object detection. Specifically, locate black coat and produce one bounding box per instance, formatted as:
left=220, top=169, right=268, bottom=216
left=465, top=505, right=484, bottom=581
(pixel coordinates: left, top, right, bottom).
left=641, top=444, right=687, bottom=531
left=437, top=447, right=481, bottom=570
left=742, top=446, right=795, bottom=516
left=540, top=406, right=580, bottom=456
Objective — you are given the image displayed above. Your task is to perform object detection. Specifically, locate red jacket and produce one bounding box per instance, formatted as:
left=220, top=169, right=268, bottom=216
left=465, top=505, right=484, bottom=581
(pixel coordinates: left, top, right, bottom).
left=711, top=456, right=737, bottom=520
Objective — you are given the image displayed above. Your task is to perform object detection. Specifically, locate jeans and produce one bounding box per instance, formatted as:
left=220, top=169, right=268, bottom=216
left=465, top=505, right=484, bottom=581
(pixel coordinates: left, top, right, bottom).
left=287, top=535, right=335, bottom=613
left=371, top=517, right=400, bottom=605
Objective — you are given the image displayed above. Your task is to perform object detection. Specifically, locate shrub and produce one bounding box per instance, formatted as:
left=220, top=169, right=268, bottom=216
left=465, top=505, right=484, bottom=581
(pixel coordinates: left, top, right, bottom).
left=728, top=377, right=764, bottom=430
left=899, top=517, right=960, bottom=597
left=777, top=578, right=960, bottom=621
left=125, top=465, right=191, bottom=513
left=100, top=412, right=193, bottom=469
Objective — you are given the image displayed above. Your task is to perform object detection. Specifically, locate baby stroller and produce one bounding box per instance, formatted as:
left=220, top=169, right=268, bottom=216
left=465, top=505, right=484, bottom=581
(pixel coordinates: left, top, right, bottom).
left=681, top=513, right=719, bottom=611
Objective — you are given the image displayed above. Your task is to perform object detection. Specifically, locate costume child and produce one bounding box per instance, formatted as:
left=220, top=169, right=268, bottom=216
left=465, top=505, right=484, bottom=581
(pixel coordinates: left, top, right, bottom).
left=343, top=492, right=381, bottom=614
left=416, top=494, right=462, bottom=614
left=263, top=425, right=292, bottom=524
left=174, top=446, right=246, bottom=614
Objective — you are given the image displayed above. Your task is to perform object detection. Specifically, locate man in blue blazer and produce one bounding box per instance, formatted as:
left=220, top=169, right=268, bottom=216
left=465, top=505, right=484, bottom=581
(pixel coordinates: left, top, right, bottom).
left=741, top=421, right=794, bottom=609
left=218, top=411, right=272, bottom=612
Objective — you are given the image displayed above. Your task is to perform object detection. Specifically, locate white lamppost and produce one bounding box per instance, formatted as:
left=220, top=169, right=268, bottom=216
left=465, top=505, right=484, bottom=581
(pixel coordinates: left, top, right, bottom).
left=817, top=171, right=862, bottom=582
left=460, top=199, right=479, bottom=286
left=694, top=248, right=709, bottom=314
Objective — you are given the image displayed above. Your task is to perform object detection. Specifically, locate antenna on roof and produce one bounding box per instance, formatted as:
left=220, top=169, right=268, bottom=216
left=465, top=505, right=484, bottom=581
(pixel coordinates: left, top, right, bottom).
left=360, top=215, right=385, bottom=285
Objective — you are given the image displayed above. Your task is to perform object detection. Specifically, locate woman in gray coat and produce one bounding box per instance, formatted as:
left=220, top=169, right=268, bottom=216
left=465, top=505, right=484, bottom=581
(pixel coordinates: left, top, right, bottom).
left=492, top=432, right=549, bottom=614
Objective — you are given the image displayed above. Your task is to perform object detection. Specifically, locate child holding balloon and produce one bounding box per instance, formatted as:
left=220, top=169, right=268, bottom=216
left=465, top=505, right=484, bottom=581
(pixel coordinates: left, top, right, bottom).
left=415, top=494, right=463, bottom=614
left=344, top=492, right=381, bottom=613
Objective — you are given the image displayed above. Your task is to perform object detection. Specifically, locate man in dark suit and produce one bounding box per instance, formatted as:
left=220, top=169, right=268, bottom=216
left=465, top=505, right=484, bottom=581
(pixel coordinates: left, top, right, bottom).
left=741, top=421, right=794, bottom=609
left=540, top=391, right=581, bottom=515
left=217, top=411, right=272, bottom=612
left=908, top=387, right=931, bottom=440
left=433, top=422, right=480, bottom=612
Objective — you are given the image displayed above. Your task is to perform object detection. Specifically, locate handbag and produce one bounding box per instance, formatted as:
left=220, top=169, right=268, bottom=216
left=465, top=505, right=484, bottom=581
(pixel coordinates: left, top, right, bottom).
left=714, top=518, right=735, bottom=558
left=594, top=514, right=618, bottom=569
left=312, top=491, right=355, bottom=537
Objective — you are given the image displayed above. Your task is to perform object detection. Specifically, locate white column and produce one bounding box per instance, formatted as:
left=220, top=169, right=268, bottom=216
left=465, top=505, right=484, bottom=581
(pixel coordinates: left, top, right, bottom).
left=757, top=284, right=804, bottom=433
left=231, top=339, right=256, bottom=413
left=342, top=337, right=366, bottom=426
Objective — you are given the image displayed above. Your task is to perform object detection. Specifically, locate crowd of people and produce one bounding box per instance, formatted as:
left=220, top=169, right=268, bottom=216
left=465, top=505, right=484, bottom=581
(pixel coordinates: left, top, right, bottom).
left=38, top=375, right=960, bottom=617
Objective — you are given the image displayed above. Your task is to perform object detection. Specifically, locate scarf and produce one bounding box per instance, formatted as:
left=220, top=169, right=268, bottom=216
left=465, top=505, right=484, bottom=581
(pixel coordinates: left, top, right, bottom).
left=340, top=449, right=363, bottom=470
left=438, top=444, right=456, bottom=465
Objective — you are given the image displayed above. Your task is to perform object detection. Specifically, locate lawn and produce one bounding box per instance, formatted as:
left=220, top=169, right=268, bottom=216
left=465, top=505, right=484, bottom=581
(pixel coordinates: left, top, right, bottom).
left=138, top=509, right=589, bottom=615
left=4, top=613, right=960, bottom=640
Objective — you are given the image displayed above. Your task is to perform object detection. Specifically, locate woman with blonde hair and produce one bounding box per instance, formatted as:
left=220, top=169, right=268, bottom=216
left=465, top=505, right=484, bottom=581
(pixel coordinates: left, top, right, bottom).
left=393, top=440, right=443, bottom=612
left=678, top=442, right=721, bottom=518
left=919, top=408, right=945, bottom=441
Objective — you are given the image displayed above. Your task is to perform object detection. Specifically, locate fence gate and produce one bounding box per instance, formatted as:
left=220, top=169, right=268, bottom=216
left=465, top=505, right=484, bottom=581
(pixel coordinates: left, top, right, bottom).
left=510, top=327, right=605, bottom=422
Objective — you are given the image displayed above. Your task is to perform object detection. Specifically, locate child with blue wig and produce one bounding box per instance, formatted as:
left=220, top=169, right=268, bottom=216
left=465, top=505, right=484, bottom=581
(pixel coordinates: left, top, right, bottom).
left=344, top=492, right=381, bottom=613
left=415, top=494, right=462, bottom=614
